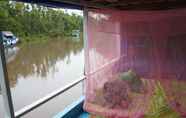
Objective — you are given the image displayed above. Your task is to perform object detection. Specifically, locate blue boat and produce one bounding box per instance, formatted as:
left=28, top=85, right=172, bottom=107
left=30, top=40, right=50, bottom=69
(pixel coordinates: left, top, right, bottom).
left=1, top=31, right=19, bottom=47
left=53, top=96, right=89, bottom=118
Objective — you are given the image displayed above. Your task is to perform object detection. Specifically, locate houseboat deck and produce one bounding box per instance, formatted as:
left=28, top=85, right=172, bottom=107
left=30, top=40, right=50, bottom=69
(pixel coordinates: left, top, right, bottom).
left=1, top=0, right=186, bottom=118
left=54, top=96, right=90, bottom=118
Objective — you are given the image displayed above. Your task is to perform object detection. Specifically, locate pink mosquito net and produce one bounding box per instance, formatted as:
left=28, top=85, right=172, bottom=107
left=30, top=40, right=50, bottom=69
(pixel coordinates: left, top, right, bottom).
left=84, top=8, right=186, bottom=118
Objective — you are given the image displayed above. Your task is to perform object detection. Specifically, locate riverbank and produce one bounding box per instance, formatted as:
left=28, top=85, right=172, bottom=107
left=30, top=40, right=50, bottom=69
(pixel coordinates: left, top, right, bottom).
left=18, top=33, right=83, bottom=45
left=19, top=35, right=65, bottom=44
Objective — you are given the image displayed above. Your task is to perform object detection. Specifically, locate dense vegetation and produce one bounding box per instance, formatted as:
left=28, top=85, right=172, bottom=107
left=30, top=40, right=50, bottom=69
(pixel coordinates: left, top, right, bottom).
left=0, top=1, right=83, bottom=42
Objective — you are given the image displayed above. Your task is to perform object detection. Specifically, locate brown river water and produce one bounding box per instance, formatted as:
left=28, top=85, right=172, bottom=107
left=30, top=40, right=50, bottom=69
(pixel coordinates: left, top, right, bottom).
left=0, top=38, right=84, bottom=118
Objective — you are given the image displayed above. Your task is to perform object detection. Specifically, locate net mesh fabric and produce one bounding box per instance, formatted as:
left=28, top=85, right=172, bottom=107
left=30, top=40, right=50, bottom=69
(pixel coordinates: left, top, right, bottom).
left=84, top=8, right=186, bottom=118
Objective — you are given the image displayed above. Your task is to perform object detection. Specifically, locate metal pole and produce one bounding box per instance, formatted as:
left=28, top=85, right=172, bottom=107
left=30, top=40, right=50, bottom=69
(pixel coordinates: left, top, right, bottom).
left=83, top=8, right=88, bottom=96
left=0, top=32, right=15, bottom=118
left=83, top=8, right=89, bottom=75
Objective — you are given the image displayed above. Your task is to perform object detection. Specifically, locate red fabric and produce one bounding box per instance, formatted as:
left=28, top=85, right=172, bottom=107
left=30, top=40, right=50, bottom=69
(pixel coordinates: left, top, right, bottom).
left=84, top=8, right=186, bottom=118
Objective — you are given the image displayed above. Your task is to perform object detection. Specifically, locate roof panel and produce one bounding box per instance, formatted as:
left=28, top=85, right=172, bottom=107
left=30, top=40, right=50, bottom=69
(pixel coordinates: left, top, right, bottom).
left=55, top=0, right=186, bottom=10
left=16, top=0, right=186, bottom=10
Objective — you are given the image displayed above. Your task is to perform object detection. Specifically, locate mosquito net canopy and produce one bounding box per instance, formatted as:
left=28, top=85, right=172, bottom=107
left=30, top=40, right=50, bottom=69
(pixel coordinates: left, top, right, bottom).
left=84, top=8, right=186, bottom=118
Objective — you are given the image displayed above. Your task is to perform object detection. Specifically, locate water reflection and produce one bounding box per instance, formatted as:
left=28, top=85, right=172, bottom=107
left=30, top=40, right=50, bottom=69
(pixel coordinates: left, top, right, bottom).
left=0, top=37, right=84, bottom=117
left=5, top=38, right=83, bottom=88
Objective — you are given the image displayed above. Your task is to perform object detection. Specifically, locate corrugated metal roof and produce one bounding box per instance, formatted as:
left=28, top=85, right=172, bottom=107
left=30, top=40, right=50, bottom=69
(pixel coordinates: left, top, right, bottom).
left=56, top=0, right=186, bottom=10
left=2, top=31, right=13, bottom=36
left=16, top=0, right=186, bottom=10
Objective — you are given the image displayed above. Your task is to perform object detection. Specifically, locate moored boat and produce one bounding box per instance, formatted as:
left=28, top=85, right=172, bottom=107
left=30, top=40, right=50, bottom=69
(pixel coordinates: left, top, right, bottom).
left=1, top=31, right=19, bottom=47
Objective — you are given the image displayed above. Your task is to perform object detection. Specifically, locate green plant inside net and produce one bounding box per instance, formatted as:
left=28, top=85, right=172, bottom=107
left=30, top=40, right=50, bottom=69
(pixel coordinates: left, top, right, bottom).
left=145, top=82, right=180, bottom=118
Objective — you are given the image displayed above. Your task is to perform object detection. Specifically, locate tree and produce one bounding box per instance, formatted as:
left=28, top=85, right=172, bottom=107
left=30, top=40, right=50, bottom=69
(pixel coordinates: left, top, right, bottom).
left=0, top=1, right=83, bottom=42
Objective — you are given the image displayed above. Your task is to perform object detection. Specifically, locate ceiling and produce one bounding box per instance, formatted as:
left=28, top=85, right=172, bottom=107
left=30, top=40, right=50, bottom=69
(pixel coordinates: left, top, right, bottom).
left=17, top=0, right=186, bottom=10
left=54, top=0, right=186, bottom=10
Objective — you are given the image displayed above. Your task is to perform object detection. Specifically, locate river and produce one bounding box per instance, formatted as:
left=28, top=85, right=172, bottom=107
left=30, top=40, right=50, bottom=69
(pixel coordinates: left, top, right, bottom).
left=0, top=38, right=84, bottom=118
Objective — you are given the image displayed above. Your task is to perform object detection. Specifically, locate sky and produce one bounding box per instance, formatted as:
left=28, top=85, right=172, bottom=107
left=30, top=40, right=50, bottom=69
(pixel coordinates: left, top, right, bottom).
left=62, top=9, right=83, bottom=16
left=11, top=1, right=83, bottom=16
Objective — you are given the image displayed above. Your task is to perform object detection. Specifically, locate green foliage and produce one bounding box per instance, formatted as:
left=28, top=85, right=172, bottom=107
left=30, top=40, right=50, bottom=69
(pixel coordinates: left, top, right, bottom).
left=0, top=1, right=83, bottom=42
left=145, top=82, right=180, bottom=118
left=120, top=70, right=143, bottom=93
left=120, top=70, right=138, bottom=81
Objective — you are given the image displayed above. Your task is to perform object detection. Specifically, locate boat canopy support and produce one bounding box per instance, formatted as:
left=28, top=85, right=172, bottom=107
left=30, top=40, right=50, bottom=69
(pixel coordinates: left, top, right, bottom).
left=0, top=33, right=15, bottom=118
